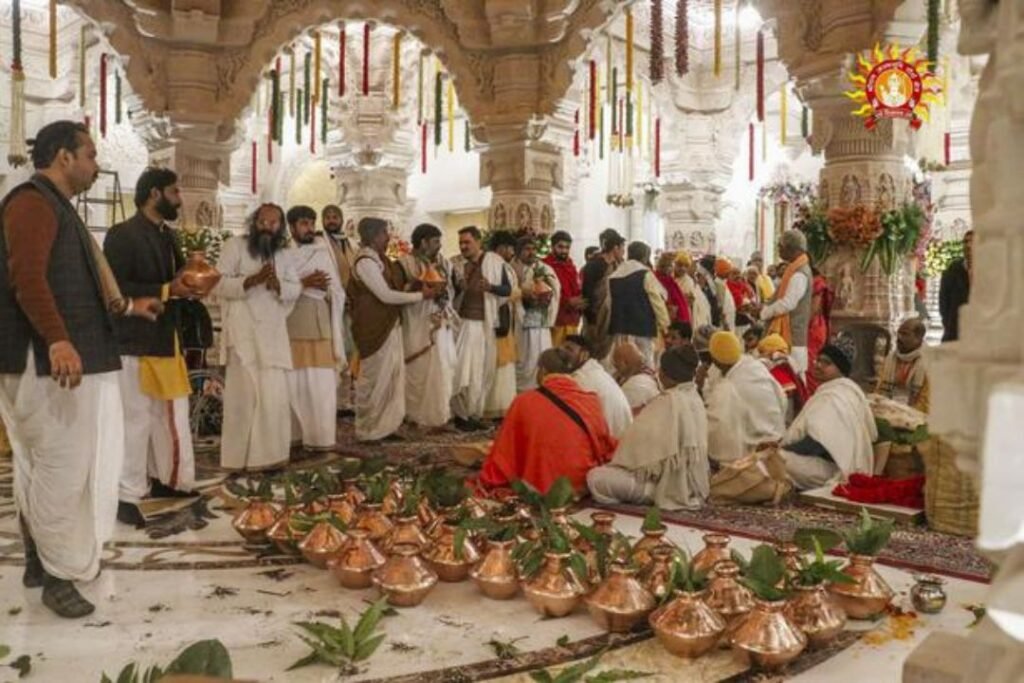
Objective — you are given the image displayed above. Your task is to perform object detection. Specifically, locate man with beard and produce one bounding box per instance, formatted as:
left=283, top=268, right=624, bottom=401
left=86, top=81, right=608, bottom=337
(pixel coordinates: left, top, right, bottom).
left=512, top=235, right=559, bottom=392
left=104, top=168, right=201, bottom=528
left=580, top=229, right=626, bottom=364
left=283, top=205, right=345, bottom=453
left=213, top=203, right=301, bottom=470
left=542, top=231, right=585, bottom=347
left=397, top=223, right=456, bottom=428
left=875, top=317, right=929, bottom=412
left=483, top=231, right=521, bottom=417
left=321, top=204, right=357, bottom=414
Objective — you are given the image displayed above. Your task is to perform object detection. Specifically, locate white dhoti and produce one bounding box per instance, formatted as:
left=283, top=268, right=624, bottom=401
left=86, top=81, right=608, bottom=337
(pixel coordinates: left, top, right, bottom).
left=220, top=349, right=291, bottom=471
left=451, top=319, right=495, bottom=420
left=779, top=450, right=839, bottom=490
left=0, top=350, right=123, bottom=581
left=355, top=325, right=406, bottom=441
left=486, top=362, right=517, bottom=418
left=405, top=326, right=454, bottom=428
left=587, top=466, right=655, bottom=506
left=117, top=356, right=195, bottom=502
left=515, top=327, right=551, bottom=392
left=288, top=367, right=338, bottom=449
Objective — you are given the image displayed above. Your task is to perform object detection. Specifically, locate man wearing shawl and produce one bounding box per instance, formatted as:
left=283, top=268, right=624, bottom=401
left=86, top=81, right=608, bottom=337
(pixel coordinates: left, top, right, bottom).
left=655, top=251, right=691, bottom=325
left=757, top=230, right=813, bottom=375
left=611, top=341, right=661, bottom=414
left=711, top=257, right=737, bottom=331
left=561, top=334, right=634, bottom=438
left=512, top=235, right=560, bottom=392
left=608, top=241, right=670, bottom=366
left=757, top=333, right=809, bottom=424
left=875, top=317, right=929, bottom=412
left=543, top=231, right=585, bottom=347
left=479, top=348, right=616, bottom=494
left=674, top=252, right=712, bottom=330
left=580, top=229, right=625, bottom=363
left=780, top=338, right=877, bottom=489
left=587, top=346, right=710, bottom=511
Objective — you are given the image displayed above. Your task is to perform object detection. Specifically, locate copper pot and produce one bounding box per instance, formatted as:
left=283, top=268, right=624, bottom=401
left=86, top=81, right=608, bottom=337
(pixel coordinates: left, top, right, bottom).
left=585, top=563, right=656, bottom=633
left=638, top=546, right=677, bottom=603
left=180, top=251, right=221, bottom=297
left=522, top=551, right=586, bottom=618
left=326, top=494, right=357, bottom=526
left=328, top=529, right=385, bottom=589
left=354, top=503, right=394, bottom=542
left=266, top=507, right=304, bottom=555
left=426, top=504, right=461, bottom=540
left=303, top=499, right=330, bottom=516
left=705, top=560, right=755, bottom=636
left=649, top=589, right=726, bottom=659
left=231, top=500, right=280, bottom=543
left=775, top=542, right=802, bottom=586
left=548, top=507, right=580, bottom=543
left=341, top=478, right=367, bottom=507
left=423, top=522, right=480, bottom=582
left=692, top=533, right=731, bottom=577
left=381, top=482, right=404, bottom=517
left=632, top=525, right=673, bottom=570
left=417, top=497, right=437, bottom=529
left=590, top=511, right=616, bottom=536
left=785, top=583, right=847, bottom=648
left=828, top=554, right=894, bottom=620
left=381, top=515, right=431, bottom=554
left=730, top=598, right=807, bottom=670
left=372, top=543, right=438, bottom=607
left=469, top=539, right=519, bottom=600
left=298, top=521, right=347, bottom=569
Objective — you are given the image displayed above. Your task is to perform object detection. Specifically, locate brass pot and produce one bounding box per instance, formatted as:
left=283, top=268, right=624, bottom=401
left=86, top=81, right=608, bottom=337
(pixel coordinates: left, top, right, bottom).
left=548, top=506, right=580, bottom=543
left=426, top=504, right=461, bottom=540
left=590, top=511, right=616, bottom=536
left=328, top=529, right=385, bottom=589
left=341, top=478, right=367, bottom=507
left=469, top=539, right=519, bottom=600
left=326, top=494, right=358, bottom=526
left=231, top=500, right=280, bottom=543
left=381, top=481, right=404, bottom=517
left=180, top=251, right=221, bottom=297
left=417, top=497, right=437, bottom=530
left=692, top=533, right=731, bottom=577
left=730, top=598, right=807, bottom=670
left=776, top=542, right=802, bottom=580
left=423, top=522, right=480, bottom=582
left=785, top=583, right=847, bottom=648
left=638, top=546, right=677, bottom=603
left=372, top=543, right=438, bottom=607
left=649, top=589, right=726, bottom=659
left=704, top=560, right=755, bottom=636
left=303, top=499, right=330, bottom=516
left=354, top=503, right=394, bottom=542
left=298, top=521, right=347, bottom=569
left=632, top=525, right=674, bottom=570
left=381, top=515, right=431, bottom=554
left=828, top=554, right=894, bottom=620
left=910, top=574, right=947, bottom=614
left=585, top=563, right=656, bottom=633
left=522, top=551, right=586, bottom=618
left=266, top=507, right=304, bottom=555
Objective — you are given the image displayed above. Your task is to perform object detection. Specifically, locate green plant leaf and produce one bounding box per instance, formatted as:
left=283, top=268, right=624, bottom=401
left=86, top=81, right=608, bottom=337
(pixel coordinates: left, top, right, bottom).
left=164, top=639, right=233, bottom=677
left=552, top=650, right=606, bottom=683
left=568, top=553, right=589, bottom=585
left=792, top=528, right=843, bottom=554
left=0, top=645, right=9, bottom=660
left=353, top=599, right=387, bottom=645
left=285, top=651, right=320, bottom=671
left=586, top=669, right=655, bottom=683
left=339, top=615, right=356, bottom=658
left=9, top=654, right=30, bottom=678
left=544, top=477, right=575, bottom=510
left=353, top=633, right=387, bottom=661
left=556, top=635, right=571, bottom=647
left=641, top=506, right=662, bottom=532
left=529, top=672, right=555, bottom=683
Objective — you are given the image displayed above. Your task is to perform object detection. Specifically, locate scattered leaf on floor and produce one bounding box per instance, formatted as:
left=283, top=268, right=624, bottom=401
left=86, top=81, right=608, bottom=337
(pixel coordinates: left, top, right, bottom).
left=7, top=607, right=21, bottom=616
left=389, top=642, right=419, bottom=653
left=362, top=598, right=398, bottom=617
left=257, top=568, right=294, bottom=582
left=148, top=604, right=169, bottom=613
left=487, top=637, right=526, bottom=660
left=556, top=635, right=570, bottom=647
left=963, top=603, right=986, bottom=628
left=84, top=621, right=112, bottom=628
left=9, top=654, right=30, bottom=678
left=0, top=644, right=9, bottom=659
left=207, top=586, right=238, bottom=598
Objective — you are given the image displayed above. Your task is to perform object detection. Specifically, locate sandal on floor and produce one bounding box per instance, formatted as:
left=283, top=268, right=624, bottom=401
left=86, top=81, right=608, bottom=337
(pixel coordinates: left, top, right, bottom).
left=19, top=517, right=44, bottom=589
left=42, top=577, right=95, bottom=619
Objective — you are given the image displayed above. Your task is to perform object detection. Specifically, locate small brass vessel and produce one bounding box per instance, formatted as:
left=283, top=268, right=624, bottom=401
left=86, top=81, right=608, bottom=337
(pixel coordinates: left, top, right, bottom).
left=423, top=522, right=480, bottom=582
left=692, top=533, right=731, bottom=577
left=469, top=539, right=520, bottom=600
left=649, top=589, right=726, bottom=659
left=585, top=563, right=656, bottom=633
left=731, top=598, right=807, bottom=670
left=785, top=583, right=847, bottom=648
left=328, top=529, right=385, bottom=589
left=231, top=500, right=280, bottom=543
left=522, top=551, right=586, bottom=618
left=372, top=543, right=438, bottom=607
left=298, top=521, right=347, bottom=569
left=828, top=554, right=894, bottom=620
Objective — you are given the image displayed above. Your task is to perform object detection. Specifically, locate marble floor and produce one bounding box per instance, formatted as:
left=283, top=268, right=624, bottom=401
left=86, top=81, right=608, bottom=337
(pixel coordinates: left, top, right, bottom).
left=0, top=498, right=988, bottom=683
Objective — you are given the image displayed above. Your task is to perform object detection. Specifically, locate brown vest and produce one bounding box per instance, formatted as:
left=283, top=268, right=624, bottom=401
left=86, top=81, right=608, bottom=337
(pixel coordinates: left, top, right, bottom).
left=348, top=253, right=407, bottom=357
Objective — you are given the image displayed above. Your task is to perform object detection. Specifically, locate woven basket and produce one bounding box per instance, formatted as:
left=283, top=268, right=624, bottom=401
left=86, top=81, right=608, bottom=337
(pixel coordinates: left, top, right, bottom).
left=919, top=437, right=979, bottom=537
left=0, top=422, right=10, bottom=456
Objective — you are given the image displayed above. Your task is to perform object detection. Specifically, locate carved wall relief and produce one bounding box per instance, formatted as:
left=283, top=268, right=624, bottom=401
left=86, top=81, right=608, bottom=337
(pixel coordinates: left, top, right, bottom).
left=840, top=174, right=862, bottom=207
left=515, top=202, right=533, bottom=231
left=492, top=202, right=508, bottom=229
left=876, top=173, right=896, bottom=211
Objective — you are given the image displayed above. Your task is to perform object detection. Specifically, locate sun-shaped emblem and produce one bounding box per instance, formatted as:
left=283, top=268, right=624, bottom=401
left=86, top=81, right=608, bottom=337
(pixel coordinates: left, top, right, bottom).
left=845, top=43, right=943, bottom=130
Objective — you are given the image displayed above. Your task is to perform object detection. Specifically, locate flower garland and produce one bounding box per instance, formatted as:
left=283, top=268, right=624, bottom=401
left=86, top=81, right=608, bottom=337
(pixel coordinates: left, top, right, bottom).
left=674, top=0, right=688, bottom=77
left=923, top=238, right=963, bottom=277
left=649, top=0, right=664, bottom=84
left=9, top=0, right=27, bottom=166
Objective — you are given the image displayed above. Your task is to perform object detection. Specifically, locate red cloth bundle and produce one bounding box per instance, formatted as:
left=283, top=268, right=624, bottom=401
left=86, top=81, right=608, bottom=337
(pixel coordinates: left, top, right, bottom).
left=832, top=473, right=925, bottom=509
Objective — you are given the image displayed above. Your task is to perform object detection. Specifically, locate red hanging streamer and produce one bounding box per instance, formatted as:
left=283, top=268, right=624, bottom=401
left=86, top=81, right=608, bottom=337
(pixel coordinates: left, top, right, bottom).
left=756, top=31, right=765, bottom=122
left=362, top=23, right=371, bottom=96
left=944, top=132, right=951, bottom=166
left=573, top=109, right=580, bottom=157
left=748, top=123, right=755, bottom=180
left=99, top=53, right=108, bottom=138
left=251, top=141, right=257, bottom=194
left=588, top=60, right=597, bottom=140
left=421, top=122, right=428, bottom=174
left=654, top=117, right=661, bottom=177
left=339, top=23, right=346, bottom=97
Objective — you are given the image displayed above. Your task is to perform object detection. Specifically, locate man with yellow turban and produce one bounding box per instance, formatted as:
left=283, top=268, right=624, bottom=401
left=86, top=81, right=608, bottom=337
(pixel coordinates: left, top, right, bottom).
left=704, top=331, right=787, bottom=464
left=757, top=333, right=808, bottom=424
left=673, top=252, right=712, bottom=331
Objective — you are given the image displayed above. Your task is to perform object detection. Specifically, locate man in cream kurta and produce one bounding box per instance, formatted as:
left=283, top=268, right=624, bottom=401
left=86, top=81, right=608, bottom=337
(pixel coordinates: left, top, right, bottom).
left=512, top=236, right=560, bottom=392
left=588, top=346, right=710, bottom=511
left=214, top=204, right=301, bottom=471
left=397, top=223, right=455, bottom=428
left=283, top=205, right=345, bottom=452
left=322, top=204, right=357, bottom=413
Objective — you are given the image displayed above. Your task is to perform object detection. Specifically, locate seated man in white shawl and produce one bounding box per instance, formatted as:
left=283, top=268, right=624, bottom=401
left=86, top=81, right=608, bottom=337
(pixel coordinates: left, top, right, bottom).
left=588, top=346, right=710, bottom=510
left=611, top=341, right=661, bottom=414
left=704, top=331, right=787, bottom=463
left=780, top=338, right=877, bottom=489
left=560, top=334, right=633, bottom=437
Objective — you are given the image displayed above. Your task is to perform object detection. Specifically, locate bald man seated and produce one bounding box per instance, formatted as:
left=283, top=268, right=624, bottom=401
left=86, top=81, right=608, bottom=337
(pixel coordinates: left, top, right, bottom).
left=875, top=317, right=929, bottom=413
left=611, top=341, right=662, bottom=414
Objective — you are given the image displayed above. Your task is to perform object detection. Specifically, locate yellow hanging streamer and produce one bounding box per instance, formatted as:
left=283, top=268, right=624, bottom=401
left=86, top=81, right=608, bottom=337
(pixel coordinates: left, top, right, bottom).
left=625, top=9, right=634, bottom=93
left=392, top=32, right=402, bottom=110
left=714, top=0, right=723, bottom=77
left=447, top=76, right=454, bottom=152
left=49, top=0, right=57, bottom=79
left=780, top=85, right=787, bottom=145
left=314, top=31, right=321, bottom=103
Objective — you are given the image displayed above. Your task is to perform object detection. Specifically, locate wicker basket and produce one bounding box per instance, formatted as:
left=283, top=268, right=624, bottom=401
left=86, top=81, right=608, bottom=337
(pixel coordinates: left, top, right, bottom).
left=919, top=437, right=979, bottom=537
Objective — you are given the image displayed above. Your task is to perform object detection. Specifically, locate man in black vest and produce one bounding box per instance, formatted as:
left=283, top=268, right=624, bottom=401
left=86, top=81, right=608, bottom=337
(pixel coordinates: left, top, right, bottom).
left=105, top=168, right=201, bottom=529
left=0, top=120, right=161, bottom=618
left=607, top=241, right=670, bottom=366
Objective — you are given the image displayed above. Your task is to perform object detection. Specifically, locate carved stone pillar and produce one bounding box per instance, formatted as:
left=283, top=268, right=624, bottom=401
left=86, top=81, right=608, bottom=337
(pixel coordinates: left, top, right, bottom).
left=659, top=180, right=724, bottom=255
left=334, top=165, right=411, bottom=232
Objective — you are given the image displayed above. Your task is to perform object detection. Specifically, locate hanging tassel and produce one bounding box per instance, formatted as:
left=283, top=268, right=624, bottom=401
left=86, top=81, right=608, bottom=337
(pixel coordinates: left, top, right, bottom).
left=573, top=109, right=580, bottom=157
left=944, top=132, right=951, bottom=166
left=756, top=30, right=765, bottom=122
left=636, top=84, right=643, bottom=153
left=734, top=0, right=741, bottom=90
left=251, top=141, right=257, bottom=194
left=322, top=78, right=328, bottom=144
left=99, top=53, right=108, bottom=138
left=654, top=117, right=661, bottom=178
left=713, top=0, right=722, bottom=76
left=392, top=31, right=402, bottom=110
left=748, top=123, right=754, bottom=180
left=267, top=99, right=273, bottom=165
left=277, top=92, right=285, bottom=141
left=927, top=0, right=940, bottom=67
left=295, top=88, right=303, bottom=144
left=625, top=94, right=633, bottom=148
left=313, top=31, right=322, bottom=104
left=625, top=8, right=634, bottom=93
left=272, top=58, right=281, bottom=142
left=618, top=98, right=625, bottom=150
left=761, top=121, right=767, bottom=162
left=446, top=76, right=455, bottom=152
left=48, top=0, right=57, bottom=79
left=338, top=23, right=346, bottom=97
left=464, top=120, right=471, bottom=153
left=303, top=52, right=311, bottom=123
left=599, top=100, right=605, bottom=160
left=362, top=22, right=371, bottom=96
left=8, top=0, right=27, bottom=167
left=606, top=33, right=613, bottom=103
left=801, top=105, right=809, bottom=139
left=79, top=24, right=86, bottom=108
left=675, top=0, right=688, bottom=77
left=610, top=67, right=618, bottom=144
left=310, top=95, right=316, bottom=154
left=289, top=49, right=296, bottom=117
left=434, top=68, right=442, bottom=147
left=588, top=60, right=597, bottom=140
left=115, top=69, right=122, bottom=124
left=417, top=51, right=424, bottom=124
left=780, top=85, right=787, bottom=145
left=421, top=122, right=428, bottom=173
left=650, top=0, right=664, bottom=83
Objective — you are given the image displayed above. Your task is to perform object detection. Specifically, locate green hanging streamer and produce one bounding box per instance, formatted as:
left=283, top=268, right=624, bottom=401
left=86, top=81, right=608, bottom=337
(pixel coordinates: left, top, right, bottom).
left=599, top=106, right=605, bottom=160
left=464, top=120, right=470, bottom=152
left=626, top=93, right=633, bottom=138
left=926, top=0, right=940, bottom=67
left=115, top=71, right=122, bottom=124
left=271, top=68, right=281, bottom=143
left=296, top=87, right=303, bottom=144
left=434, top=72, right=443, bottom=147
left=321, top=78, right=328, bottom=143
left=303, top=52, right=311, bottom=124
left=277, top=93, right=285, bottom=142
left=801, top=105, right=809, bottom=139
left=610, top=67, right=618, bottom=140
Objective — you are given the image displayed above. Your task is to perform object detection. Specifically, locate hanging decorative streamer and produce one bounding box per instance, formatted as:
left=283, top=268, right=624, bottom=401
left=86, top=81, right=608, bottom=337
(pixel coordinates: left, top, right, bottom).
left=267, top=101, right=273, bottom=164
left=99, top=53, right=108, bottom=138
left=79, top=24, right=86, bottom=108
left=251, top=141, right=257, bottom=194
left=636, top=84, right=643, bottom=153
left=625, top=94, right=633, bottom=148
left=733, top=0, right=741, bottom=89
left=944, top=132, right=951, bottom=166
left=362, top=23, right=371, bottom=96
left=314, top=31, right=322, bottom=103
left=9, top=0, right=27, bottom=166
left=464, top=120, right=470, bottom=153
left=338, top=23, right=346, bottom=97
left=618, top=98, right=624, bottom=149
left=598, top=91, right=605, bottom=160
left=392, top=32, right=402, bottom=110
left=573, top=109, right=580, bottom=157
left=289, top=49, right=296, bottom=117
left=654, top=117, right=661, bottom=177
left=756, top=30, right=765, bottom=121
left=295, top=88, right=303, bottom=144
left=115, top=69, right=122, bottom=124
left=801, top=105, right=809, bottom=139
left=779, top=85, right=787, bottom=145
left=446, top=76, right=455, bottom=152
left=625, top=9, right=634, bottom=93
left=649, top=0, right=664, bottom=84
left=610, top=67, right=618, bottom=144
left=713, top=0, right=722, bottom=76
left=761, top=121, right=767, bottom=162
left=675, top=0, right=688, bottom=77
left=588, top=60, right=597, bottom=140
left=310, top=95, right=316, bottom=154
left=606, top=33, right=613, bottom=103
left=417, top=51, right=424, bottom=124
left=434, top=67, right=442, bottom=147
left=421, top=122, right=428, bottom=173
left=303, top=52, right=311, bottom=124
left=926, top=0, right=940, bottom=67
left=322, top=78, right=328, bottom=144
left=759, top=200, right=767, bottom=253
left=277, top=92, right=285, bottom=141
left=48, top=0, right=56, bottom=78
left=748, top=123, right=754, bottom=180
left=271, top=58, right=281, bottom=142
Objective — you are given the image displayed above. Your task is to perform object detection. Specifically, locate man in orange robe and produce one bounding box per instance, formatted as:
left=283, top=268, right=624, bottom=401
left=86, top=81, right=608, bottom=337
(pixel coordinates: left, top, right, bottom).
left=480, top=348, right=617, bottom=494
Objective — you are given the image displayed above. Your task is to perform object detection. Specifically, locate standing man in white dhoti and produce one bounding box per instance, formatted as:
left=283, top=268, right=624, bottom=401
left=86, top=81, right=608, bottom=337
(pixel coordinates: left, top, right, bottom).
left=283, top=205, right=346, bottom=453
left=214, top=204, right=301, bottom=471
left=512, top=235, right=560, bottom=392
left=0, top=121, right=161, bottom=617
left=350, top=217, right=438, bottom=441
left=322, top=204, right=358, bottom=415
left=397, top=223, right=456, bottom=429
left=450, top=226, right=514, bottom=430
